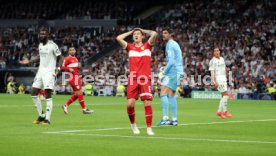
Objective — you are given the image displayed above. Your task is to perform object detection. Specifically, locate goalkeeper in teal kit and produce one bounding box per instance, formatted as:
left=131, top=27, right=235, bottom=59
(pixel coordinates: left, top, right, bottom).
left=157, top=27, right=184, bottom=126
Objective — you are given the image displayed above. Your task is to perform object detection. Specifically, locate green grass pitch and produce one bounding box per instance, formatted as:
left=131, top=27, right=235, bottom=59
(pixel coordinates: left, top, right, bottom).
left=0, top=94, right=276, bottom=156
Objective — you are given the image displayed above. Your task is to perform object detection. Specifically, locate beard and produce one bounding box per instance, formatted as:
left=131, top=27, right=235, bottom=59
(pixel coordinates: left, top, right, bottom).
left=39, top=37, right=47, bottom=43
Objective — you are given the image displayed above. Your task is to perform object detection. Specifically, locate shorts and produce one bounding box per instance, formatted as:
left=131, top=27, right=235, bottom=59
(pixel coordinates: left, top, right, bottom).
left=217, top=83, right=228, bottom=93
left=127, top=79, right=152, bottom=101
left=161, top=75, right=178, bottom=91
left=32, top=71, right=55, bottom=90
left=69, top=77, right=82, bottom=91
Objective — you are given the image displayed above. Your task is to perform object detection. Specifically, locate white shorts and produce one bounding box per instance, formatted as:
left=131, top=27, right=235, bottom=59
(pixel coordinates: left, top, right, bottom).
left=217, top=83, right=228, bottom=93
left=32, top=71, right=55, bottom=90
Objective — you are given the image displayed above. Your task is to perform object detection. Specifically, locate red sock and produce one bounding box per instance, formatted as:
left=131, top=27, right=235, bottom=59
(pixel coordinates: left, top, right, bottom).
left=144, top=105, right=153, bottom=128
left=127, top=106, right=135, bottom=124
left=66, top=95, right=78, bottom=107
left=77, top=94, right=86, bottom=109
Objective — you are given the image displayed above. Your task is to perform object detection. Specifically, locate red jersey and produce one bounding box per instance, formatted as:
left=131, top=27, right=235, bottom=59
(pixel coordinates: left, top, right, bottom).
left=126, top=41, right=152, bottom=79
left=60, top=55, right=80, bottom=75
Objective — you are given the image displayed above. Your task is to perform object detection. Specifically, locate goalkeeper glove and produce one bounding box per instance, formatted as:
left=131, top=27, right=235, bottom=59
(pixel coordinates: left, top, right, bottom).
left=158, top=67, right=166, bottom=80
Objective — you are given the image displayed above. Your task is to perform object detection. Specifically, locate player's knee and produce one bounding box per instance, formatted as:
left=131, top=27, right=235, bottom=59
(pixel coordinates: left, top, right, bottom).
left=44, top=89, right=52, bottom=99
left=222, top=92, right=228, bottom=96
left=31, top=88, right=40, bottom=96
left=141, top=96, right=152, bottom=102
left=143, top=100, right=152, bottom=106
left=160, top=86, right=168, bottom=95
left=127, top=99, right=135, bottom=107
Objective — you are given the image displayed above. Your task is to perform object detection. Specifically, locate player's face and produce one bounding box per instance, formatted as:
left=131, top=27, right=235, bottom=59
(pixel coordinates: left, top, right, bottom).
left=132, top=30, right=144, bottom=43
left=39, top=31, right=48, bottom=43
left=68, top=48, right=76, bottom=56
left=213, top=48, right=220, bottom=58
left=162, top=30, right=171, bottom=41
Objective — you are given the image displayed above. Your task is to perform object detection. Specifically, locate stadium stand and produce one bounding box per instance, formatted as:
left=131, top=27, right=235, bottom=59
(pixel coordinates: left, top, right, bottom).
left=0, top=0, right=275, bottom=97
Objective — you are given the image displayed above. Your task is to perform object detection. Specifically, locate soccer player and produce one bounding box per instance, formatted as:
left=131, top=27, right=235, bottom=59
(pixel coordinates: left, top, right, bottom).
left=60, top=47, right=93, bottom=114
left=19, top=27, right=63, bottom=125
left=116, top=28, right=157, bottom=135
left=209, top=47, right=233, bottom=119
left=157, top=27, right=184, bottom=126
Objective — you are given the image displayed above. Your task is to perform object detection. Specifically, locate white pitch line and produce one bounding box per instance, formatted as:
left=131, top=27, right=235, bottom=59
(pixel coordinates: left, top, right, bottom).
left=0, top=103, right=159, bottom=107
left=46, top=132, right=276, bottom=145
left=45, top=118, right=276, bottom=134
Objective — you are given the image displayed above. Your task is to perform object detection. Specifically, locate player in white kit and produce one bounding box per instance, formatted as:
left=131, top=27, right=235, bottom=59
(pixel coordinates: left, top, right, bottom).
left=209, top=47, right=233, bottom=119
left=20, top=27, right=64, bottom=125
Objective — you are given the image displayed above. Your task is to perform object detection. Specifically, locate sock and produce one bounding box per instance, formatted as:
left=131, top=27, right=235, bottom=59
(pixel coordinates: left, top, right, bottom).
left=45, top=98, right=53, bottom=121
left=218, top=97, right=224, bottom=112
left=32, top=96, right=43, bottom=116
left=66, top=95, right=78, bottom=107
left=168, top=95, right=178, bottom=121
left=77, top=94, right=86, bottom=109
left=144, top=105, right=153, bottom=128
left=160, top=94, right=169, bottom=120
left=222, top=96, right=229, bottom=112
left=127, top=106, right=135, bottom=124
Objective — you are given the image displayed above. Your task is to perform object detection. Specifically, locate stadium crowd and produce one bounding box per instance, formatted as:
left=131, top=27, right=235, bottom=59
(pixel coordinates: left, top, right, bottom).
left=1, top=0, right=275, bottom=96
left=86, top=0, right=276, bottom=96
left=0, top=0, right=148, bottom=21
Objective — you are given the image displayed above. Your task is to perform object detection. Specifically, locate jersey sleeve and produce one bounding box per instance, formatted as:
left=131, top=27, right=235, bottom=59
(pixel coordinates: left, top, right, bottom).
left=52, top=42, right=61, bottom=56
left=125, top=43, right=132, bottom=52
left=163, top=43, right=175, bottom=74
left=60, top=57, right=69, bottom=71
left=144, top=41, right=153, bottom=51
left=209, top=59, right=215, bottom=71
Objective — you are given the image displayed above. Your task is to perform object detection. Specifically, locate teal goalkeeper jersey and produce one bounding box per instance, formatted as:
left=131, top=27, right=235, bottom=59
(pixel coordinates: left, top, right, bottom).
left=163, top=39, right=183, bottom=76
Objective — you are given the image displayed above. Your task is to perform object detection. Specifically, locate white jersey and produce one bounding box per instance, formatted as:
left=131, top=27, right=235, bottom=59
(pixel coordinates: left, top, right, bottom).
left=38, top=40, right=61, bottom=73
left=209, top=57, right=227, bottom=84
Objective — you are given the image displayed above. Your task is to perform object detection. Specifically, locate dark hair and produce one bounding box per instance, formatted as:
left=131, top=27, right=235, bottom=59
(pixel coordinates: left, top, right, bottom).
left=132, top=28, right=144, bottom=35
left=39, top=27, right=49, bottom=33
left=162, top=27, right=173, bottom=34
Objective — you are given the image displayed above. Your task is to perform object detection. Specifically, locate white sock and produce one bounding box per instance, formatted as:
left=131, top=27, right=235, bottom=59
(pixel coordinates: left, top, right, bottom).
left=46, top=98, right=53, bottom=121
left=163, top=116, right=169, bottom=120
left=218, top=98, right=223, bottom=112
left=32, top=96, right=43, bottom=116
left=222, top=96, right=229, bottom=112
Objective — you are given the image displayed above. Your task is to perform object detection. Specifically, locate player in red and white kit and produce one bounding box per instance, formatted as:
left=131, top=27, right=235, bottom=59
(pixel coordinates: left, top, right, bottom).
left=116, top=28, right=157, bottom=135
left=59, top=47, right=93, bottom=114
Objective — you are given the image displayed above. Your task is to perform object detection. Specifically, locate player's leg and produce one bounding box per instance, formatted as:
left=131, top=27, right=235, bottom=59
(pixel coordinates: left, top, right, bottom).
left=39, top=90, right=45, bottom=101
left=42, top=89, right=53, bottom=125
left=127, top=98, right=140, bottom=134
left=127, top=79, right=140, bottom=134
left=62, top=91, right=78, bottom=114
left=168, top=89, right=178, bottom=126
left=31, top=87, right=45, bottom=124
left=41, top=73, right=55, bottom=125
left=74, top=77, right=93, bottom=114
left=221, top=89, right=232, bottom=118
left=140, top=79, right=154, bottom=135
left=157, top=76, right=171, bottom=126
left=216, top=84, right=232, bottom=119
left=76, top=90, right=93, bottom=114
left=62, top=80, right=78, bottom=114
left=167, top=76, right=178, bottom=125
left=31, top=74, right=45, bottom=124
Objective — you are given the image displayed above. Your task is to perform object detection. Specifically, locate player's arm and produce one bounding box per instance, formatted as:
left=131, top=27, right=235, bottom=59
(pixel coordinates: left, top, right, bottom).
left=209, top=60, right=218, bottom=88
left=162, top=45, right=174, bottom=74
left=116, top=30, right=134, bottom=49
left=141, top=29, right=157, bottom=46
left=210, top=70, right=218, bottom=88
left=53, top=43, right=64, bottom=75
